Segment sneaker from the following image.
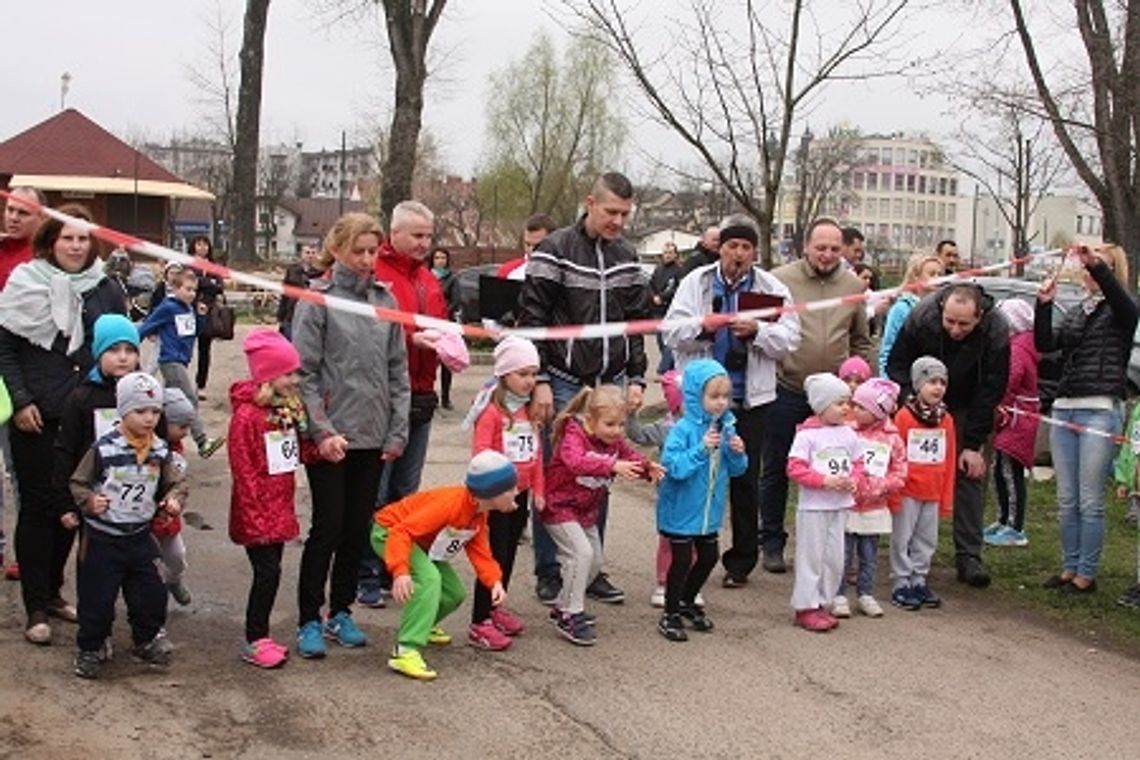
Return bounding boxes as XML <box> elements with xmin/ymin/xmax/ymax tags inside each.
<box><xmin>1116</xmin><ymin>584</ymin><xmax>1140</xmax><ymax>609</ymax></box>
<box><xmin>74</xmin><ymin>649</ymin><xmax>102</xmax><ymax>679</ymax></box>
<box><xmin>356</xmin><ymin>585</ymin><xmax>386</xmax><ymax>608</ymax></box>
<box><xmin>388</xmin><ymin>647</ymin><xmax>437</xmax><ymax>680</ymax></box>
<box><xmin>535</xmin><ymin>576</ymin><xmax>562</xmax><ymax>606</ymax></box>
<box><xmin>988</xmin><ymin>526</ymin><xmax>1029</xmax><ymax>548</ymax></box>
<box><xmin>694</xmin><ymin>591</ymin><xmax>706</xmax><ymax>608</ymax></box>
<box><xmin>793</xmin><ymin>608</ymin><xmax>833</xmax><ymax>632</ymax></box>
<box><xmin>586</xmin><ymin>573</ymin><xmax>624</xmax><ymax>604</ymax></box>
<box><xmin>650</xmin><ymin>585</ymin><xmax>666</xmax><ymax>608</ymax></box>
<box><xmin>468</xmin><ymin>620</ymin><xmax>512</xmax><ymax>651</ymax></box>
<box><xmin>297</xmin><ymin>620</ymin><xmax>327</xmax><ymax>659</ymax></box>
<box><xmin>242</xmin><ymin>638</ymin><xmax>287</xmax><ymax>669</ymax></box>
<box><xmin>131</xmin><ymin>633</ymin><xmax>173</xmax><ymax>666</ymax></box>
<box><xmin>856</xmin><ymin>594</ymin><xmax>884</xmax><ymax>617</ymax></box>
<box><xmin>97</xmin><ymin>637</ymin><xmax>115</xmax><ymax>662</ymax></box>
<box><xmin>5</xmin><ymin>561</ymin><xmax>19</xmax><ymax>581</ymax></box>
<box><xmin>427</xmin><ymin>625</ymin><xmax>452</xmax><ymax>646</ymax></box>
<box><xmin>657</xmin><ymin>613</ymin><xmax>688</xmax><ymax>642</ymax></box>
<box><xmin>983</xmin><ymin>521</ymin><xmax>1005</xmax><ymax>538</ymax></box>
<box><xmin>678</xmin><ymin>604</ymin><xmax>714</xmax><ymax>632</ymax></box>
<box><xmin>25</xmin><ymin>612</ymin><xmax>51</xmax><ymax>645</ymax></box>
<box><xmin>818</xmin><ymin>609</ymin><xmax>840</xmax><ymax>629</ymax></box>
<box><xmin>956</xmin><ymin>557</ymin><xmax>992</xmax><ymax>588</ymax></box>
<box><xmin>830</xmin><ymin>596</ymin><xmax>852</xmax><ymax>619</ymax></box>
<box><xmin>548</xmin><ymin>608</ymin><xmax>596</xmax><ymax>627</ymax></box>
<box><xmin>722</xmin><ymin>574</ymin><xmax>748</xmax><ymax>589</ymax></box>
<box><xmin>913</xmin><ymin>584</ymin><xmax>942</xmax><ymax>609</ymax></box>
<box><xmin>198</xmin><ymin>436</ymin><xmax>226</xmax><ymax>459</ymax></box>
<box><xmin>490</xmin><ymin>606</ymin><xmax>524</xmax><ymax>636</ymax></box>
<box><xmin>891</xmin><ymin>586</ymin><xmax>922</xmax><ymax>611</ymax></box>
<box><xmin>167</xmin><ymin>582</ymin><xmax>192</xmax><ymax>606</ymax></box>
<box><xmin>556</xmin><ymin>611</ymin><xmax>597</xmax><ymax>646</ymax></box>
<box><xmin>324</xmin><ymin>611</ymin><xmax>367</xmax><ymax>648</ymax></box>
<box><xmin>762</xmin><ymin>551</ymin><xmax>787</xmax><ymax>574</ymax></box>
<box><xmin>47</xmin><ymin>597</ymin><xmax>79</xmax><ymax>623</ymax></box>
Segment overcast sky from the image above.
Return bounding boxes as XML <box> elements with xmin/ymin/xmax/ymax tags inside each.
<box><xmin>4</xmin><ymin>1</ymin><xmax>1001</xmax><ymax>182</ymax></box>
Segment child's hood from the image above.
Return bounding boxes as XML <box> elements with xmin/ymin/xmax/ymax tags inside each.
<box><xmin>229</xmin><ymin>379</ymin><xmax>260</xmax><ymax>410</ymax></box>
<box><xmin>681</xmin><ymin>358</ymin><xmax>733</xmax><ymax>428</ymax></box>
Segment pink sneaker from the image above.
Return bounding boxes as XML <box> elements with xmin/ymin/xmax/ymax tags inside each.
<box><xmin>793</xmin><ymin>608</ymin><xmax>834</xmax><ymax>633</ymax></box>
<box><xmin>468</xmin><ymin>620</ymin><xmax>512</xmax><ymax>651</ymax></box>
<box><xmin>490</xmin><ymin>606</ymin><xmax>525</xmax><ymax>636</ymax></box>
<box><xmin>242</xmin><ymin>638</ymin><xmax>288</xmax><ymax>668</ymax></box>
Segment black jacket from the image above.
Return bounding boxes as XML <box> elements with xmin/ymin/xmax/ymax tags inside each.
<box><xmin>886</xmin><ymin>284</ymin><xmax>1010</xmax><ymax>451</ymax></box>
<box><xmin>1035</xmin><ymin>260</ymin><xmax>1138</xmax><ymax>401</ymax></box>
<box><xmin>649</xmin><ymin>260</ymin><xmax>683</xmax><ymax>317</ymax></box>
<box><xmin>679</xmin><ymin>243</ymin><xmax>719</xmax><ymax>279</ymax></box>
<box><xmin>277</xmin><ymin>263</ymin><xmax>322</xmax><ymax>325</ymax></box>
<box><xmin>0</xmin><ymin>277</ymin><xmax>127</xmax><ymax>421</ymax></box>
<box><xmin>190</xmin><ymin>262</ymin><xmax>224</xmax><ymax>308</ymax></box>
<box><xmin>518</xmin><ymin>217</ymin><xmax>650</xmax><ymax>386</ymax></box>
<box><xmin>53</xmin><ymin>372</ymin><xmax>117</xmax><ymax>497</ymax></box>
<box><xmin>435</xmin><ymin>269</ymin><xmax>461</xmax><ymax>319</ymax></box>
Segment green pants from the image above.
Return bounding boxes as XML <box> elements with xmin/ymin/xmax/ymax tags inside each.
<box><xmin>371</xmin><ymin>525</ymin><xmax>466</xmax><ymax>649</ymax></box>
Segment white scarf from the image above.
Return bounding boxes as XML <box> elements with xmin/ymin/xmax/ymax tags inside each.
<box><xmin>0</xmin><ymin>259</ymin><xmax>106</xmax><ymax>354</ymax></box>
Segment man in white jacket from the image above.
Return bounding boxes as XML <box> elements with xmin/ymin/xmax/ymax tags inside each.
<box><xmin>664</xmin><ymin>215</ymin><xmax>801</xmax><ymax>587</ymax></box>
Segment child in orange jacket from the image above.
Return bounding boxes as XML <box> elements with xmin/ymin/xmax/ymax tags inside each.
<box><xmin>370</xmin><ymin>450</ymin><xmax>518</xmax><ymax>681</ymax></box>
<box><xmin>891</xmin><ymin>356</ymin><xmax>956</xmax><ymax>612</ymax></box>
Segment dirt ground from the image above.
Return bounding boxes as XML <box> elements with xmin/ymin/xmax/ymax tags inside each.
<box><xmin>2</xmin><ymin>326</ymin><xmax>1140</xmax><ymax>759</ymax></box>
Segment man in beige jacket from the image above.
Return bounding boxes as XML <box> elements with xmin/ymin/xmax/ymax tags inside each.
<box><xmin>758</xmin><ymin>219</ymin><xmax>872</xmax><ymax>573</ymax></box>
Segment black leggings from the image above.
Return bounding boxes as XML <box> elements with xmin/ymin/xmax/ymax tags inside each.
<box><xmin>471</xmin><ymin>491</ymin><xmax>530</xmax><ymax>623</ymax></box>
<box><xmin>196</xmin><ymin>334</ymin><xmax>213</xmax><ymax>389</ymax></box>
<box><xmin>663</xmin><ymin>532</ymin><xmax>719</xmax><ymax>614</ymax></box>
<box><xmin>993</xmin><ymin>451</ymin><xmax>1027</xmax><ymax>531</ymax></box>
<box><xmin>440</xmin><ymin>365</ymin><xmax>453</xmax><ymax>405</ymax></box>
<box><xmin>245</xmin><ymin>543</ymin><xmax>284</xmax><ymax>642</ymax></box>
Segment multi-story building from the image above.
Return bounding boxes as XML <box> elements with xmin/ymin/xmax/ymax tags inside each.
<box><xmin>971</xmin><ymin>192</ymin><xmax>1103</xmax><ymax>267</ymax></box>
<box><xmin>298</xmin><ymin>146</ymin><xmax>378</xmax><ymax>199</ymax></box>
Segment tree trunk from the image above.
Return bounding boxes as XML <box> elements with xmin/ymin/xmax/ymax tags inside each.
<box><xmin>380</xmin><ymin>71</ymin><xmax>426</xmax><ymax>222</ymax></box>
<box><xmin>230</xmin><ymin>0</ymin><xmax>271</xmax><ymax>264</ymax></box>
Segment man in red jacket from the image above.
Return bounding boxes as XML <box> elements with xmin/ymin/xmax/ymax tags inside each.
<box><xmin>359</xmin><ymin>200</ymin><xmax>449</xmax><ymax>606</ymax></box>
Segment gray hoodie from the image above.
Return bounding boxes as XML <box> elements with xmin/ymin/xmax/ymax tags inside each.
<box><xmin>292</xmin><ymin>262</ymin><xmax>410</xmax><ymax>453</ymax></box>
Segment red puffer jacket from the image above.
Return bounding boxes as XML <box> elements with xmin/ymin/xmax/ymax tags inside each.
<box><xmin>227</xmin><ymin>380</ymin><xmax>302</xmax><ymax>546</ymax></box>
<box><xmin>374</xmin><ymin>242</ymin><xmax>448</xmax><ymax>394</ymax></box>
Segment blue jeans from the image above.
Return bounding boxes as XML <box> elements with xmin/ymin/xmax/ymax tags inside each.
<box><xmin>532</xmin><ymin>374</ymin><xmax>610</xmax><ymax>582</ymax></box>
<box><xmin>838</xmin><ymin>533</ymin><xmax>878</xmax><ymax>597</ymax></box>
<box><xmin>1050</xmin><ymin>405</ymin><xmax>1122</xmax><ymax>578</ymax></box>
<box><xmin>655</xmin><ymin>332</ymin><xmax>675</xmax><ymax>374</ymax></box>
<box><xmin>359</xmin><ymin>417</ymin><xmax>433</xmax><ymax>593</ymax></box>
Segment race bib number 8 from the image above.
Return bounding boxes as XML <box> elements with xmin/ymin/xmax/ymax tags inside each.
<box><xmin>428</xmin><ymin>526</ymin><xmax>477</xmax><ymax>562</ymax></box>
<box><xmin>265</xmin><ymin>430</ymin><xmax>300</xmax><ymax>475</ymax></box>
<box><xmin>907</xmin><ymin>428</ymin><xmax>947</xmax><ymax>464</ymax></box>
<box><xmin>860</xmin><ymin>440</ymin><xmax>890</xmax><ymax>478</ymax></box>
<box><xmin>812</xmin><ymin>447</ymin><xmax>852</xmax><ymax>477</ymax></box>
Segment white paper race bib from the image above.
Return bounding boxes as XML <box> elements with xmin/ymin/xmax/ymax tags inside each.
<box><xmin>503</xmin><ymin>421</ymin><xmax>537</xmax><ymax>463</ymax></box>
<box><xmin>907</xmin><ymin>428</ymin><xmax>947</xmax><ymax>464</ymax></box>
<box><xmin>104</xmin><ymin>465</ymin><xmax>160</xmax><ymax>521</ymax></box>
<box><xmin>265</xmin><ymin>430</ymin><xmax>300</xmax><ymax>475</ymax></box>
<box><xmin>93</xmin><ymin>408</ymin><xmax>118</xmax><ymax>440</ymax></box>
<box><xmin>174</xmin><ymin>312</ymin><xmax>197</xmax><ymax>337</ymax></box>
<box><xmin>860</xmin><ymin>440</ymin><xmax>890</xmax><ymax>478</ymax></box>
<box><xmin>1131</xmin><ymin>424</ymin><xmax>1140</xmax><ymax>455</ymax></box>
<box><xmin>812</xmin><ymin>447</ymin><xmax>852</xmax><ymax>477</ymax></box>
<box><xmin>427</xmin><ymin>526</ymin><xmax>478</xmax><ymax>562</ymax></box>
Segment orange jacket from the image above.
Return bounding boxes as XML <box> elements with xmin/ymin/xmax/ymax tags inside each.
<box><xmin>893</xmin><ymin>406</ymin><xmax>956</xmax><ymax>517</ymax></box>
<box><xmin>374</xmin><ymin>485</ymin><xmax>502</xmax><ymax>588</ymax></box>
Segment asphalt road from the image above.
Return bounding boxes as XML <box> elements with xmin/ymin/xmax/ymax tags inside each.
<box><xmin>1</xmin><ymin>326</ymin><xmax>1138</xmax><ymax>759</ymax></box>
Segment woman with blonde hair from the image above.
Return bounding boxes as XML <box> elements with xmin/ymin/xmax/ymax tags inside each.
<box><xmin>878</xmin><ymin>253</ymin><xmax>945</xmax><ymax>374</ymax></box>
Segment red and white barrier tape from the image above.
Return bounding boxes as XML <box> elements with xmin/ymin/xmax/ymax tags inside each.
<box><xmin>0</xmin><ymin>190</ymin><xmax>1064</xmax><ymax>342</ymax></box>
<box><xmin>999</xmin><ymin>405</ymin><xmax>1128</xmax><ymax>444</ymax></box>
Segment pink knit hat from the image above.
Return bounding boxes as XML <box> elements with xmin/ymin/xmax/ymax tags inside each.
<box><xmin>838</xmin><ymin>356</ymin><xmax>872</xmax><ymax>383</ymax></box>
<box><xmin>851</xmin><ymin>377</ymin><xmax>900</xmax><ymax>421</ymax></box>
<box><xmin>244</xmin><ymin>329</ymin><xmax>301</xmax><ymax>384</ymax></box>
<box><xmin>493</xmin><ymin>336</ymin><xmax>540</xmax><ymax>377</ymax></box>
<box><xmin>660</xmin><ymin>370</ymin><xmax>682</xmax><ymax>415</ymax></box>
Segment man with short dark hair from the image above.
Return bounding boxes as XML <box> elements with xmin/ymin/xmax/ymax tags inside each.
<box><xmin>498</xmin><ymin>213</ymin><xmax>556</xmax><ymax>281</ymax></box>
<box><xmin>277</xmin><ymin>245</ymin><xmax>322</xmax><ymax>340</ymax></box>
<box><xmin>841</xmin><ymin>227</ymin><xmax>865</xmax><ymax>270</ymax></box>
<box><xmin>519</xmin><ymin>172</ymin><xmax>650</xmax><ymax>605</ymax></box>
<box><xmin>886</xmin><ymin>282</ymin><xmax>1010</xmax><ymax>588</ymax></box>
<box><xmin>936</xmin><ymin>239</ymin><xmax>960</xmax><ymax>275</ymax></box>
<box><xmin>679</xmin><ymin>225</ymin><xmax>721</xmax><ymax>278</ymax></box>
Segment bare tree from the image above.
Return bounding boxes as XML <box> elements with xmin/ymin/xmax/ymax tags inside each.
<box><xmin>566</xmin><ymin>0</ymin><xmax>912</xmax><ymax>267</ymax></box>
<box><xmin>229</xmin><ymin>0</ymin><xmax>272</xmax><ymax>264</ymax></box>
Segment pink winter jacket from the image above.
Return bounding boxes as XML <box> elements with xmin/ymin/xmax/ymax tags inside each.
<box><xmin>993</xmin><ymin>331</ymin><xmax>1040</xmax><ymax>468</ymax></box>
<box><xmin>851</xmin><ymin>420</ymin><xmax>907</xmax><ymax>512</ymax></box>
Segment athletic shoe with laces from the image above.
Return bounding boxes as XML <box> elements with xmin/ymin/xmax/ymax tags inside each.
<box><xmin>388</xmin><ymin>647</ymin><xmax>437</xmax><ymax>680</ymax></box>
<box><xmin>693</xmin><ymin>591</ymin><xmax>706</xmax><ymax>608</ymax></box>
<box><xmin>650</xmin><ymin>585</ymin><xmax>666</xmax><ymax>608</ymax></box>
<box><xmin>987</xmin><ymin>526</ymin><xmax>1029</xmax><ymax>547</ymax></box>
<box><xmin>167</xmin><ymin>582</ymin><xmax>192</xmax><ymax>606</ymax></box>
<box><xmin>427</xmin><ymin>625</ymin><xmax>452</xmax><ymax>646</ymax></box>
<box><xmin>657</xmin><ymin>613</ymin><xmax>688</xmax><ymax>642</ymax></box>
<box><xmin>913</xmin><ymin>584</ymin><xmax>942</xmax><ymax>609</ymax></box>
<box><xmin>297</xmin><ymin>620</ymin><xmax>327</xmax><ymax>658</ymax></box>
<box><xmin>535</xmin><ymin>576</ymin><xmax>562</xmax><ymax>606</ymax></box>
<box><xmin>586</xmin><ymin>573</ymin><xmax>624</xmax><ymax>604</ymax></box>
<box><xmin>983</xmin><ymin>521</ymin><xmax>1004</xmax><ymax>538</ymax></box>
<box><xmin>356</xmin><ymin>585</ymin><xmax>386</xmax><ymax>608</ymax></box>
<box><xmin>198</xmin><ymin>436</ymin><xmax>226</xmax><ymax>459</ymax></box>
<box><xmin>490</xmin><ymin>606</ymin><xmax>524</xmax><ymax>636</ymax></box>
<box><xmin>1116</xmin><ymin>584</ymin><xmax>1140</xmax><ymax>609</ymax></box>
<box><xmin>794</xmin><ymin>608</ymin><xmax>833</xmax><ymax>632</ymax></box>
<box><xmin>468</xmin><ymin>619</ymin><xmax>512</xmax><ymax>651</ymax></box>
<box><xmin>678</xmin><ymin>604</ymin><xmax>714</xmax><ymax>632</ymax></box>
<box><xmin>131</xmin><ymin>633</ymin><xmax>173</xmax><ymax>666</ymax></box>
<box><xmin>548</xmin><ymin>607</ymin><xmax>596</xmax><ymax>627</ymax></box>
<box><xmin>556</xmin><ymin>611</ymin><xmax>597</xmax><ymax>646</ymax></box>
<box><xmin>856</xmin><ymin>594</ymin><xmax>884</xmax><ymax>618</ymax></box>
<box><xmin>74</xmin><ymin>649</ymin><xmax>102</xmax><ymax>679</ymax></box>
<box><xmin>830</xmin><ymin>596</ymin><xmax>852</xmax><ymax>618</ymax></box>
<box><xmin>324</xmin><ymin>611</ymin><xmax>367</xmax><ymax>647</ymax></box>
<box><xmin>242</xmin><ymin>638</ymin><xmax>287</xmax><ymax>669</ymax></box>
<box><xmin>891</xmin><ymin>586</ymin><xmax>922</xmax><ymax>611</ymax></box>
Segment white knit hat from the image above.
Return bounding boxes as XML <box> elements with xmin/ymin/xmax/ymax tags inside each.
<box><xmin>804</xmin><ymin>373</ymin><xmax>851</xmax><ymax>415</ymax></box>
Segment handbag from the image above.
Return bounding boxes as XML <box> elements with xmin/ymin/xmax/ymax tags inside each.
<box><xmin>204</xmin><ymin>295</ymin><xmax>236</xmax><ymax>340</ymax></box>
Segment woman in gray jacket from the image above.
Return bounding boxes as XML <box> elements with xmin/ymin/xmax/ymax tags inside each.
<box><xmin>291</xmin><ymin>213</ymin><xmax>410</xmax><ymax>658</ymax></box>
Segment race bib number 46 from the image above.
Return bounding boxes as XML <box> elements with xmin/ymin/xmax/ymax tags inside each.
<box><xmin>907</xmin><ymin>428</ymin><xmax>947</xmax><ymax>464</ymax></box>
<box><xmin>812</xmin><ymin>447</ymin><xmax>852</xmax><ymax>477</ymax></box>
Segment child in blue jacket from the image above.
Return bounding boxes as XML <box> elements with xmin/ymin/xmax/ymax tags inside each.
<box><xmin>656</xmin><ymin>359</ymin><xmax>747</xmax><ymax>641</ymax></box>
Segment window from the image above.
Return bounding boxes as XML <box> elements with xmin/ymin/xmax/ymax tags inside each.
<box><xmin>853</xmin><ymin>172</ymin><xmax>865</xmax><ymax>189</ymax></box>
<box><xmin>939</xmin><ymin>177</ymin><xmax>948</xmax><ymax>195</ymax></box>
<box><xmin>882</xmin><ymin>147</ymin><xmax>893</xmax><ymax>165</ymax></box>
<box><xmin>895</xmin><ymin>173</ymin><xmax>906</xmax><ymax>191</ymax></box>
<box><xmin>906</xmin><ymin>199</ymin><xmax>916</xmax><ymax>217</ymax></box>
<box><xmin>893</xmin><ymin>224</ymin><xmax>903</xmax><ymax>242</ymax></box>
<box><xmin>865</xmin><ymin>198</ymin><xmax>877</xmax><ymax>216</ymax></box>
<box><xmin>946</xmin><ymin>227</ymin><xmax>955</xmax><ymax>240</ymax></box>
<box><xmin>918</xmin><ymin>175</ymin><xmax>927</xmax><ymax>194</ymax></box>
<box><xmin>907</xmin><ymin>175</ymin><xmax>916</xmax><ymax>193</ymax></box>
<box><xmin>867</xmin><ymin>173</ymin><xmax>878</xmax><ymax>191</ymax></box>
<box><xmin>949</xmin><ymin>179</ymin><xmax>958</xmax><ymax>196</ymax></box>
<box><xmin>919</xmin><ymin>151</ymin><xmax>929</xmax><ymax>168</ymax></box>
<box><xmin>938</xmin><ymin>202</ymin><xmax>946</xmax><ymax>222</ymax></box>
<box><xmin>893</xmin><ymin>199</ymin><xmax>904</xmax><ymax>218</ymax></box>
<box><xmin>905</xmin><ymin>225</ymin><xmax>914</xmax><ymax>243</ymax></box>
<box><xmin>878</xmin><ymin>223</ymin><xmax>890</xmax><ymax>238</ymax></box>
<box><xmin>908</xmin><ymin>150</ymin><xmax>918</xmax><ymax>167</ymax></box>
<box><xmin>917</xmin><ymin>200</ymin><xmax>926</xmax><ymax>220</ymax></box>
<box><xmin>1076</xmin><ymin>215</ymin><xmax>1084</xmax><ymax>234</ymax></box>
<box><xmin>948</xmin><ymin>202</ymin><xmax>957</xmax><ymax>220</ymax></box>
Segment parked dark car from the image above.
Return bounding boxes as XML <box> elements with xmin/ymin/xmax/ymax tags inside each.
<box><xmin>456</xmin><ymin>263</ymin><xmax>507</xmax><ymax>323</ymax></box>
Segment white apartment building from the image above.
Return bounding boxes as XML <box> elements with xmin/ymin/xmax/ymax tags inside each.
<box><xmin>971</xmin><ymin>192</ymin><xmax>1103</xmax><ymax>266</ymax></box>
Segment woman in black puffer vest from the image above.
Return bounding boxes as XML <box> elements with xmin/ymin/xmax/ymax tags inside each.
<box><xmin>1035</xmin><ymin>245</ymin><xmax>1138</xmax><ymax>595</ymax></box>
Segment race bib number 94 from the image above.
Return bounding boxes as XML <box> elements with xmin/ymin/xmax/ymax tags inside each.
<box><xmin>812</xmin><ymin>447</ymin><xmax>852</xmax><ymax>477</ymax></box>
<box><xmin>907</xmin><ymin>428</ymin><xmax>947</xmax><ymax>464</ymax></box>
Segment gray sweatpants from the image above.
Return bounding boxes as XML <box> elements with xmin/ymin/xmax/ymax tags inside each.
<box><xmin>157</xmin><ymin>533</ymin><xmax>187</xmax><ymax>585</ymax></box>
<box><xmin>790</xmin><ymin>510</ymin><xmax>846</xmax><ymax>611</ymax></box>
<box><xmin>159</xmin><ymin>362</ymin><xmax>205</xmax><ymax>447</ymax></box>
<box><xmin>545</xmin><ymin>522</ymin><xmax>603</xmax><ymax>614</ymax></box>
<box><xmin>890</xmin><ymin>497</ymin><xmax>939</xmax><ymax>590</ymax></box>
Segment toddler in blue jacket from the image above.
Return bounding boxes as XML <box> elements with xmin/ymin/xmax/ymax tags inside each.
<box><xmin>656</xmin><ymin>359</ymin><xmax>747</xmax><ymax>641</ymax></box>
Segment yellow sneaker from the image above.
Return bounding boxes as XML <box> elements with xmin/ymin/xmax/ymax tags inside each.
<box><xmin>387</xmin><ymin>648</ymin><xmax>437</xmax><ymax>680</ymax></box>
<box><xmin>427</xmin><ymin>626</ymin><xmax>452</xmax><ymax>646</ymax></box>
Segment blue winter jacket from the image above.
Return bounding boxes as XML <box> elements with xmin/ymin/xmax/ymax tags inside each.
<box><xmin>137</xmin><ymin>296</ymin><xmax>203</xmax><ymax>366</ymax></box>
<box><xmin>656</xmin><ymin>358</ymin><xmax>748</xmax><ymax>536</ymax></box>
